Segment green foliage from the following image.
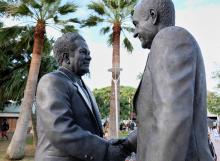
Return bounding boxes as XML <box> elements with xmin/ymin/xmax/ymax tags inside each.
<box><xmin>100</xmin><ymin>26</ymin><xmax>110</xmax><ymax>35</ymax></box>
<box><xmin>207</xmin><ymin>92</ymin><xmax>220</xmax><ymax>115</ymax></box>
<box><xmin>0</xmin><ymin>26</ymin><xmax>56</xmax><ymax>108</ymax></box>
<box><xmin>88</xmin><ymin>2</ymin><xmax>105</xmax><ymax>15</ymax></box>
<box><xmin>0</xmin><ymin>0</ymin><xmax>79</xmax><ymax>108</ymax></box>
<box><xmin>208</xmin><ymin>67</ymin><xmax>220</xmax><ymax>115</ymax></box>
<box><xmin>61</xmin><ymin>25</ymin><xmax>78</xmax><ymax>33</ymax></box>
<box><xmin>123</xmin><ymin>37</ymin><xmax>133</xmax><ymax>53</ymax></box>
<box><xmin>81</xmin><ymin>15</ymin><xmax>104</xmax><ymax>27</ymax></box>
<box><xmin>93</xmin><ymin>86</ymin><xmax>136</xmax><ymax>120</ymax></box>
<box><xmin>83</xmin><ymin>0</ymin><xmax>137</xmax><ymax>52</ymax></box>
<box><xmin>58</xmin><ymin>3</ymin><xmax>77</xmax><ymax>15</ymax></box>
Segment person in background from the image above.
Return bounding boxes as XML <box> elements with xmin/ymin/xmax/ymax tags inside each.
<box><xmin>1</xmin><ymin>118</ymin><xmax>9</xmax><ymax>140</ymax></box>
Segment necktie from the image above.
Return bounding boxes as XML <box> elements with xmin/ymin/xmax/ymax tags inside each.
<box><xmin>78</xmin><ymin>79</ymin><xmax>93</xmax><ymax>113</ymax></box>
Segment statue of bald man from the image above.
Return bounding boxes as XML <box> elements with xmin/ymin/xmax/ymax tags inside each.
<box><xmin>132</xmin><ymin>0</ymin><xmax>215</xmax><ymax>160</ymax></box>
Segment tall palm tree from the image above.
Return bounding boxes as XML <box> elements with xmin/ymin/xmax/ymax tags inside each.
<box><xmin>82</xmin><ymin>0</ymin><xmax>137</xmax><ymax>138</ymax></box>
<box><xmin>0</xmin><ymin>0</ymin><xmax>79</xmax><ymax>159</ymax></box>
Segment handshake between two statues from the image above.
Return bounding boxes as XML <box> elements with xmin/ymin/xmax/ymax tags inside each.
<box><xmin>106</xmin><ymin>130</ymin><xmax>137</xmax><ymax>161</ymax></box>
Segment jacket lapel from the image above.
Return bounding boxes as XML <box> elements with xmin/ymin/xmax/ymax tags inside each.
<box><xmin>73</xmin><ymin>82</ymin><xmax>94</xmax><ymax>115</ymax></box>
<box><xmin>58</xmin><ymin>67</ymin><xmax>103</xmax><ymax>135</ymax></box>
<box><xmin>86</xmin><ymin>86</ymin><xmax>104</xmax><ymax>135</ymax></box>
<box><xmin>58</xmin><ymin>67</ymin><xmax>94</xmax><ymax>115</ymax></box>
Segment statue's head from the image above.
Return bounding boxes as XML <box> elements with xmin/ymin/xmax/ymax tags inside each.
<box><xmin>132</xmin><ymin>0</ymin><xmax>175</xmax><ymax>49</ymax></box>
<box><xmin>53</xmin><ymin>32</ymin><xmax>91</xmax><ymax>76</ymax></box>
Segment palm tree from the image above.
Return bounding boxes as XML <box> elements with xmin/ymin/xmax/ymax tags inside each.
<box><xmin>0</xmin><ymin>0</ymin><xmax>79</xmax><ymax>159</ymax></box>
<box><xmin>0</xmin><ymin>25</ymin><xmax>56</xmax><ymax>146</ymax></box>
<box><xmin>82</xmin><ymin>0</ymin><xmax>137</xmax><ymax>138</ymax></box>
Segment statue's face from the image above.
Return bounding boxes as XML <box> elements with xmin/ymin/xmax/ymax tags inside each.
<box><xmin>132</xmin><ymin>3</ymin><xmax>158</xmax><ymax>49</ymax></box>
<box><xmin>69</xmin><ymin>39</ymin><xmax>91</xmax><ymax>76</ymax></box>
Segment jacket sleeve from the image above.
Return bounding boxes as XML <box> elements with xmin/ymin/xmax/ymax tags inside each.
<box><xmin>147</xmin><ymin>27</ymin><xmax>197</xmax><ymax>161</ymax></box>
<box><xmin>36</xmin><ymin>73</ymin><xmax>108</xmax><ymax>161</ymax></box>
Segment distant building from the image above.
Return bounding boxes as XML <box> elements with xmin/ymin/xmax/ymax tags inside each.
<box><xmin>0</xmin><ymin>103</ymin><xmax>20</xmax><ymax>132</ymax></box>
<box><xmin>207</xmin><ymin>110</ymin><xmax>218</xmax><ymax>129</ymax></box>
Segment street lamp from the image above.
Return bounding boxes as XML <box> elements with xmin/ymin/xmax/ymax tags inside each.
<box><xmin>108</xmin><ymin>67</ymin><xmax>122</xmax><ymax>138</ymax></box>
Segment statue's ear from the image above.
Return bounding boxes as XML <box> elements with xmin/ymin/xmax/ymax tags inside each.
<box><xmin>149</xmin><ymin>9</ymin><xmax>158</xmax><ymax>25</ymax></box>
<box><xmin>62</xmin><ymin>53</ymin><xmax>70</xmax><ymax>64</ymax></box>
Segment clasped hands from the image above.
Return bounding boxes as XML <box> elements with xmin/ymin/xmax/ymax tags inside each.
<box><xmin>106</xmin><ymin>130</ymin><xmax>137</xmax><ymax>161</ymax></box>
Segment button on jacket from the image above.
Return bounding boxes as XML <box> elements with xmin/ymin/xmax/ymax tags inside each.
<box><xmin>35</xmin><ymin>67</ymin><xmax>108</xmax><ymax>161</ymax></box>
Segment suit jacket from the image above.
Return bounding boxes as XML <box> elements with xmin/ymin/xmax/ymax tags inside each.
<box><xmin>35</xmin><ymin>67</ymin><xmax>108</xmax><ymax>161</ymax></box>
<box><xmin>134</xmin><ymin>26</ymin><xmax>214</xmax><ymax>161</ymax></box>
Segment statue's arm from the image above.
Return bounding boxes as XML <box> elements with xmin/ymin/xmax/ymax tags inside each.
<box><xmin>149</xmin><ymin>28</ymin><xmax>197</xmax><ymax>160</ymax></box>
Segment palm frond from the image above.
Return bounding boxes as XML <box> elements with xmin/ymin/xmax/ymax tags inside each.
<box><xmin>0</xmin><ymin>1</ymin><xmax>8</xmax><ymax>13</ymax></box>
<box><xmin>100</xmin><ymin>26</ymin><xmax>110</xmax><ymax>35</ymax></box>
<box><xmin>109</xmin><ymin>0</ymin><xmax>118</xmax><ymax>9</ymax></box>
<box><xmin>58</xmin><ymin>3</ymin><xmax>77</xmax><ymax>15</ymax></box>
<box><xmin>123</xmin><ymin>37</ymin><xmax>133</xmax><ymax>53</ymax></box>
<box><xmin>107</xmin><ymin>32</ymin><xmax>113</xmax><ymax>46</ymax></box>
<box><xmin>0</xmin><ymin>26</ymin><xmax>27</xmax><ymax>46</ymax></box>
<box><xmin>88</xmin><ymin>2</ymin><xmax>105</xmax><ymax>15</ymax></box>
<box><xmin>81</xmin><ymin>15</ymin><xmax>104</xmax><ymax>27</ymax></box>
<box><xmin>42</xmin><ymin>0</ymin><xmax>56</xmax><ymax>3</ymax></box>
<box><xmin>122</xmin><ymin>26</ymin><xmax>134</xmax><ymax>33</ymax></box>
<box><xmin>14</xmin><ymin>4</ymin><xmax>32</xmax><ymax>16</ymax></box>
<box><xmin>119</xmin><ymin>0</ymin><xmax>127</xmax><ymax>9</ymax></box>
<box><xmin>42</xmin><ymin>0</ymin><xmax>61</xmax><ymax>19</ymax></box>
<box><xmin>68</xmin><ymin>18</ymin><xmax>81</xmax><ymax>24</ymax></box>
<box><xmin>29</xmin><ymin>0</ymin><xmax>42</xmax><ymax>9</ymax></box>
<box><xmin>61</xmin><ymin>25</ymin><xmax>78</xmax><ymax>33</ymax></box>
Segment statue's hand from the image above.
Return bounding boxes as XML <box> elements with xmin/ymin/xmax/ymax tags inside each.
<box><xmin>105</xmin><ymin>139</ymin><xmax>131</xmax><ymax>161</ymax></box>
<box><xmin>122</xmin><ymin>129</ymin><xmax>137</xmax><ymax>153</ymax></box>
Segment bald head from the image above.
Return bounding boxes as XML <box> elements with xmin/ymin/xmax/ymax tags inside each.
<box><xmin>138</xmin><ymin>0</ymin><xmax>175</xmax><ymax>27</ymax></box>
<box><xmin>133</xmin><ymin>0</ymin><xmax>175</xmax><ymax>49</ymax></box>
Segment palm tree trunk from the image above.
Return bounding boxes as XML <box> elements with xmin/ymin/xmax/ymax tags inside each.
<box><xmin>109</xmin><ymin>23</ymin><xmax>121</xmax><ymax>139</ymax></box>
<box><xmin>6</xmin><ymin>21</ymin><xmax>45</xmax><ymax>159</ymax></box>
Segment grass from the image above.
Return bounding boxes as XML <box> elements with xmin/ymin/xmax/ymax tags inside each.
<box><xmin>0</xmin><ymin>133</ymin><xmax>35</xmax><ymax>161</ymax></box>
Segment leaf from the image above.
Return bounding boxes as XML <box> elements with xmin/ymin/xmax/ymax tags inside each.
<box><xmin>107</xmin><ymin>33</ymin><xmax>113</xmax><ymax>46</ymax></box>
<box><xmin>81</xmin><ymin>15</ymin><xmax>104</xmax><ymax>27</ymax></box>
<box><xmin>100</xmin><ymin>26</ymin><xmax>110</xmax><ymax>35</ymax></box>
<box><xmin>110</xmin><ymin>0</ymin><xmax>118</xmax><ymax>9</ymax></box>
<box><xmin>0</xmin><ymin>1</ymin><xmax>8</xmax><ymax>13</ymax></box>
<box><xmin>123</xmin><ymin>37</ymin><xmax>133</xmax><ymax>53</ymax></box>
<box><xmin>68</xmin><ymin>18</ymin><xmax>81</xmax><ymax>24</ymax></box>
<box><xmin>123</xmin><ymin>26</ymin><xmax>134</xmax><ymax>33</ymax></box>
<box><xmin>61</xmin><ymin>25</ymin><xmax>78</xmax><ymax>33</ymax></box>
<box><xmin>58</xmin><ymin>3</ymin><xmax>77</xmax><ymax>15</ymax></box>
<box><xmin>88</xmin><ymin>2</ymin><xmax>105</xmax><ymax>15</ymax></box>
<box><xmin>0</xmin><ymin>26</ymin><xmax>26</xmax><ymax>46</ymax></box>
<box><xmin>0</xmin><ymin>22</ymin><xmax>3</xmax><ymax>28</ymax></box>
<box><xmin>119</xmin><ymin>0</ymin><xmax>127</xmax><ymax>9</ymax></box>
<box><xmin>13</xmin><ymin>4</ymin><xmax>31</xmax><ymax>16</ymax></box>
<box><xmin>29</xmin><ymin>0</ymin><xmax>41</xmax><ymax>9</ymax></box>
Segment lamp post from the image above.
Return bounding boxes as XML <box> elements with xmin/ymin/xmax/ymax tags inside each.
<box><xmin>108</xmin><ymin>67</ymin><xmax>122</xmax><ymax>138</ymax></box>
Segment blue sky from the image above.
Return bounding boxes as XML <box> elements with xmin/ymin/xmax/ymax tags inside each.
<box><xmin>173</xmin><ymin>0</ymin><xmax>220</xmax><ymax>9</ymax></box>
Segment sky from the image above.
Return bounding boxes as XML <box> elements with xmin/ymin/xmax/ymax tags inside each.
<box><xmin>2</xmin><ymin>0</ymin><xmax>220</xmax><ymax>92</ymax></box>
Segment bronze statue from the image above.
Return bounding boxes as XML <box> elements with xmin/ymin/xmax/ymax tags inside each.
<box><xmin>35</xmin><ymin>33</ymin><xmax>132</xmax><ymax>161</ymax></box>
<box><xmin>132</xmin><ymin>0</ymin><xmax>214</xmax><ymax>160</ymax></box>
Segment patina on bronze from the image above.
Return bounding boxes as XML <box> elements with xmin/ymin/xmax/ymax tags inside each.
<box><xmin>35</xmin><ymin>32</ymin><xmax>132</xmax><ymax>161</ymax></box>
<box><xmin>132</xmin><ymin>0</ymin><xmax>214</xmax><ymax>160</ymax></box>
